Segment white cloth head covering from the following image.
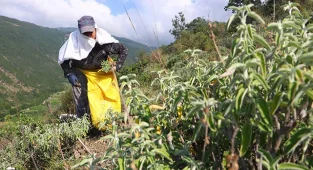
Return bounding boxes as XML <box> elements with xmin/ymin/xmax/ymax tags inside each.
<box><xmin>58</xmin><ymin>27</ymin><xmax>119</xmax><ymax>64</ymax></box>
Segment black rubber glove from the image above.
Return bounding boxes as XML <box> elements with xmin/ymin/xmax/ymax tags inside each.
<box><xmin>67</xmin><ymin>74</ymin><xmax>79</xmax><ymax>86</ymax></box>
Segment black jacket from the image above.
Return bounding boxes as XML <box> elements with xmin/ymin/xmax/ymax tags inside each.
<box><xmin>61</xmin><ymin>42</ymin><xmax>128</xmax><ymax>77</ymax></box>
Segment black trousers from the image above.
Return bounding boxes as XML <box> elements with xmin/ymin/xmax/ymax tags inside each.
<box><xmin>71</xmin><ymin>68</ymin><xmax>90</xmax><ymax>118</ymax></box>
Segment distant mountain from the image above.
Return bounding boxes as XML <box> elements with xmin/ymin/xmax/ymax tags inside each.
<box><xmin>0</xmin><ymin>15</ymin><xmax>151</xmax><ymax>118</ymax></box>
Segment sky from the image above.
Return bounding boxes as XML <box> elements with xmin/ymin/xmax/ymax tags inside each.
<box><xmin>0</xmin><ymin>0</ymin><xmax>232</xmax><ymax>47</ymax></box>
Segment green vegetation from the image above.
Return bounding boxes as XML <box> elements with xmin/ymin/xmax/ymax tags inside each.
<box><xmin>76</xmin><ymin>3</ymin><xmax>313</xmax><ymax>169</ymax></box>
<box><xmin>0</xmin><ymin>116</ymin><xmax>90</xmax><ymax>169</ymax></box>
<box><xmin>0</xmin><ymin>16</ymin><xmax>66</xmax><ymax>117</ymax></box>
<box><xmin>225</xmin><ymin>0</ymin><xmax>313</xmax><ymax>20</ymax></box>
<box><xmin>165</xmin><ymin>12</ymin><xmax>232</xmax><ymax>55</ymax></box>
<box><xmin>2</xmin><ymin>2</ymin><xmax>313</xmax><ymax>170</ymax></box>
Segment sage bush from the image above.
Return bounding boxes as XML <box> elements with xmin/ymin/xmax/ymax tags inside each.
<box><xmin>74</xmin><ymin>3</ymin><xmax>313</xmax><ymax>170</ymax></box>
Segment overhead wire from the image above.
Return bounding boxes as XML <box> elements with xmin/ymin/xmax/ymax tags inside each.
<box><xmin>103</xmin><ymin>0</ymin><xmax>192</xmax><ymax>49</ymax></box>
<box><xmin>149</xmin><ymin>0</ymin><xmax>160</xmax><ymax>48</ymax></box>
<box><xmin>107</xmin><ymin>0</ymin><xmax>154</xmax><ymax>49</ymax></box>
<box><xmin>104</xmin><ymin>1</ymin><xmax>146</xmax><ymax>48</ymax></box>
<box><xmin>123</xmin><ymin>5</ymin><xmax>142</xmax><ymax>44</ymax></box>
<box><xmin>132</xmin><ymin>2</ymin><xmax>154</xmax><ymax>48</ymax></box>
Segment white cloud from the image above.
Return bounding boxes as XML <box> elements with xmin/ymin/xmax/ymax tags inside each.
<box><xmin>0</xmin><ymin>0</ymin><xmax>232</xmax><ymax>46</ymax></box>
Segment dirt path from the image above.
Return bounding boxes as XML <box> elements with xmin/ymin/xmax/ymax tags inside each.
<box><xmin>0</xmin><ymin>139</ymin><xmax>10</xmax><ymax>150</ymax></box>
<box><xmin>74</xmin><ymin>136</ymin><xmax>109</xmax><ymax>159</ymax></box>
<box><xmin>71</xmin><ymin>131</ymin><xmax>113</xmax><ymax>168</ymax></box>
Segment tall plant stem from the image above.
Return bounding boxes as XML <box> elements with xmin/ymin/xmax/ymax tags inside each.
<box><xmin>231</xmin><ymin>125</ymin><xmax>239</xmax><ymax>154</ymax></box>
<box><xmin>202</xmin><ymin>124</ymin><xmax>209</xmax><ymax>162</ymax></box>
<box><xmin>78</xmin><ymin>138</ymin><xmax>92</xmax><ymax>155</ymax></box>
<box><xmin>273</xmin><ymin>0</ymin><xmax>276</xmax><ymax>21</ymax></box>
<box><xmin>208</xmin><ymin>22</ymin><xmax>224</xmax><ymax>64</ymax></box>
<box><xmin>57</xmin><ymin>139</ymin><xmax>69</xmax><ymax>169</ymax></box>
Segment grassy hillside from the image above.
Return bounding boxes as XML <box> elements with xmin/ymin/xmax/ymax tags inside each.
<box><xmin>0</xmin><ymin>16</ymin><xmax>151</xmax><ymax>118</ymax></box>
<box><xmin>0</xmin><ymin>16</ymin><xmax>65</xmax><ymax>117</ymax></box>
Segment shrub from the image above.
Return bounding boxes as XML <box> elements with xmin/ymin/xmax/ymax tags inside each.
<box><xmin>0</xmin><ymin>116</ymin><xmax>90</xmax><ymax>169</ymax></box>
<box><xmin>74</xmin><ymin>3</ymin><xmax>313</xmax><ymax>169</ymax></box>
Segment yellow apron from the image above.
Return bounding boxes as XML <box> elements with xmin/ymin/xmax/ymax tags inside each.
<box><xmin>79</xmin><ymin>67</ymin><xmax>121</xmax><ymax>130</ymax></box>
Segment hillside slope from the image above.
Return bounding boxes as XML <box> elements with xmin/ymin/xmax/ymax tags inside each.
<box><xmin>0</xmin><ymin>16</ymin><xmax>65</xmax><ymax>117</ymax></box>
<box><xmin>0</xmin><ymin>16</ymin><xmax>151</xmax><ymax>118</ymax></box>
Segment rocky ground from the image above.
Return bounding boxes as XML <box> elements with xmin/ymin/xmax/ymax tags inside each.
<box><xmin>73</xmin><ymin>135</ymin><xmax>112</xmax><ymax>168</ymax></box>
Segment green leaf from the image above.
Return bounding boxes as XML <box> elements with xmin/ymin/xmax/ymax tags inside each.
<box><xmin>306</xmin><ymin>24</ymin><xmax>313</xmax><ymax>31</ymax></box>
<box><xmin>247</xmin><ymin>11</ymin><xmax>265</xmax><ymax>25</ymax></box>
<box><xmin>295</xmin><ymin>68</ymin><xmax>304</xmax><ymax>81</ymax></box>
<box><xmin>259</xmin><ymin>132</ymin><xmax>267</xmax><ymax>148</ymax></box>
<box><xmin>284</xmin><ymin>128</ymin><xmax>313</xmax><ymax>154</ymax></box>
<box><xmin>275</xmin><ymin>30</ymin><xmax>282</xmax><ymax>46</ymax></box>
<box><xmin>101</xmin><ymin>135</ymin><xmax>115</xmax><ymax>140</ymax></box>
<box><xmin>220</xmin><ymin>63</ymin><xmax>246</xmax><ymax>77</ymax></box>
<box><xmin>247</xmin><ymin>25</ymin><xmax>253</xmax><ymax>39</ymax></box>
<box><xmin>246</xmin><ymin>4</ymin><xmax>254</xmax><ymax>9</ymax></box>
<box><xmin>292</xmin><ymin>85</ymin><xmax>308</xmax><ymax>106</ymax></box>
<box><xmin>229</xmin><ymin>63</ymin><xmax>246</xmax><ymax>71</ymax></box>
<box><xmin>306</xmin><ymin>89</ymin><xmax>313</xmax><ymax>100</ymax></box>
<box><xmin>251</xmin><ymin>118</ymin><xmax>268</xmax><ymax>132</ymax></box>
<box><xmin>71</xmin><ymin>156</ymin><xmax>93</xmax><ymax>169</ymax></box>
<box><xmin>256</xmin><ymin>98</ymin><xmax>273</xmax><ymax>127</ymax></box>
<box><xmin>214</xmin><ymin>112</ymin><xmax>225</xmax><ymax>120</ymax></box>
<box><xmin>231</xmin><ymin>38</ymin><xmax>240</xmax><ymax>57</ymax></box>
<box><xmin>228</xmin><ymin>6</ymin><xmax>241</xmax><ymax>12</ymax></box>
<box><xmin>240</xmin><ymin>123</ymin><xmax>252</xmax><ymax>156</ymax></box>
<box><xmin>192</xmin><ymin>122</ymin><xmax>202</xmax><ymax>142</ymax></box>
<box><xmin>181</xmin><ymin>156</ymin><xmax>199</xmax><ymax>169</ymax></box>
<box><xmin>268</xmin><ymin>22</ymin><xmax>282</xmax><ymax>30</ymax></box>
<box><xmin>278</xmin><ymin>163</ymin><xmax>310</xmax><ymax>170</ymax></box>
<box><xmin>301</xmin><ymin>40</ymin><xmax>313</xmax><ymax>49</ymax></box>
<box><xmin>207</xmin><ymin>112</ymin><xmax>216</xmax><ymax>132</ymax></box>
<box><xmin>255</xmin><ymin>52</ymin><xmax>266</xmax><ymax>77</ymax></box>
<box><xmin>118</xmin><ymin>157</ymin><xmax>125</xmax><ymax>170</ymax></box>
<box><xmin>287</xmin><ymin>41</ymin><xmax>301</xmax><ymax>49</ymax></box>
<box><xmin>253</xmin><ymin>73</ymin><xmax>270</xmax><ymax>90</ymax></box>
<box><xmin>138</xmin><ymin>157</ymin><xmax>145</xmax><ymax>170</ymax></box>
<box><xmin>246</xmin><ymin>58</ymin><xmax>259</xmax><ymax>67</ymax></box>
<box><xmin>187</xmin><ymin>105</ymin><xmax>201</xmax><ymax>117</ymax></box>
<box><xmin>258</xmin><ymin>149</ymin><xmax>273</xmax><ymax>163</ymax></box>
<box><xmin>282</xmin><ymin>21</ymin><xmax>301</xmax><ymax>30</ymax></box>
<box><xmin>286</xmin><ymin>55</ymin><xmax>293</xmax><ymax>65</ymax></box>
<box><xmin>253</xmin><ymin>34</ymin><xmax>271</xmax><ymax>50</ymax></box>
<box><xmin>304</xmin><ymin>72</ymin><xmax>313</xmax><ymax>82</ymax></box>
<box><xmin>227</xmin><ymin>14</ymin><xmax>236</xmax><ymax>30</ymax></box>
<box><xmin>236</xmin><ymin>88</ymin><xmax>247</xmax><ymax>111</ymax></box>
<box><xmin>270</xmin><ymin>93</ymin><xmax>283</xmax><ymax>115</ymax></box>
<box><xmin>261</xmin><ymin>160</ymin><xmax>270</xmax><ymax>170</ymax></box>
<box><xmin>271</xmin><ymin>156</ymin><xmax>282</xmax><ymax>168</ymax></box>
<box><xmin>272</xmin><ymin>74</ymin><xmax>285</xmax><ymax>91</ymax></box>
<box><xmin>152</xmin><ymin>146</ymin><xmax>173</xmax><ymax>163</ymax></box>
<box><xmin>288</xmin><ymin>82</ymin><xmax>298</xmax><ymax>101</ymax></box>
<box><xmin>117</xmin><ymin>133</ymin><xmax>132</xmax><ymax>138</ymax></box>
<box><xmin>139</xmin><ymin>121</ymin><xmax>150</xmax><ymax>128</ymax></box>
<box><xmin>270</xmin><ymin>92</ymin><xmax>282</xmax><ymax>115</ymax></box>
<box><xmin>298</xmin><ymin>51</ymin><xmax>313</xmax><ymax>62</ymax></box>
<box><xmin>224</xmin><ymin>101</ymin><xmax>233</xmax><ymax>117</ymax></box>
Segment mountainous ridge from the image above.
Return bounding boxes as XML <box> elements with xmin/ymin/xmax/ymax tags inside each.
<box><xmin>0</xmin><ymin>15</ymin><xmax>151</xmax><ymax>118</ymax></box>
